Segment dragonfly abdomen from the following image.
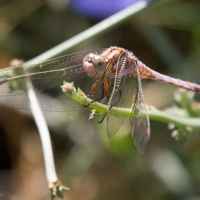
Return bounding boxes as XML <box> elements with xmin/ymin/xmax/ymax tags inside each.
<box><xmin>137</xmin><ymin>60</ymin><xmax>200</xmax><ymax>93</ymax></box>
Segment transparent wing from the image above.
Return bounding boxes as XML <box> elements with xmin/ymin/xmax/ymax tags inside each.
<box><xmin>129</xmin><ymin>95</ymin><xmax>150</xmax><ymax>153</ymax></box>
<box><xmin>129</xmin><ymin>64</ymin><xmax>150</xmax><ymax>154</ymax></box>
<box><xmin>106</xmin><ymin>55</ymin><xmax>136</xmax><ymax>138</ymax></box>
<box><xmin>106</xmin><ymin>75</ymin><xmax>137</xmax><ymax>138</ymax></box>
<box><xmin>106</xmin><ymin>58</ymin><xmax>150</xmax><ymax>153</ymax></box>
<box><xmin>0</xmin><ymin>49</ymin><xmax>104</xmax><ymax>111</ymax></box>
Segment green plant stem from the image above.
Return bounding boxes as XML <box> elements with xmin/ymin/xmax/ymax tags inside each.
<box><xmin>24</xmin><ymin>0</ymin><xmax>158</xmax><ymax>65</ymax></box>
<box><xmin>62</xmin><ymin>82</ymin><xmax>200</xmax><ymax>130</ymax></box>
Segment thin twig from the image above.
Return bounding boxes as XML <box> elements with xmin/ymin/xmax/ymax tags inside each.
<box><xmin>61</xmin><ymin>82</ymin><xmax>200</xmax><ymax>130</ymax></box>
<box><xmin>6</xmin><ymin>0</ymin><xmax>158</xmax><ymax>68</ymax></box>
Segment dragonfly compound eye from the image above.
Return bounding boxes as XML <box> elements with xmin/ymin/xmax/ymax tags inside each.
<box><xmin>83</xmin><ymin>53</ymin><xmax>97</xmax><ymax>77</ymax></box>
<box><xmin>91</xmin><ymin>55</ymin><xmax>106</xmax><ymax>75</ymax></box>
<box><xmin>83</xmin><ymin>53</ymin><xmax>106</xmax><ymax>77</ymax></box>
<box><xmin>83</xmin><ymin>53</ymin><xmax>95</xmax><ymax>62</ymax></box>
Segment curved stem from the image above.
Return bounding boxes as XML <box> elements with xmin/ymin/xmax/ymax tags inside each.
<box><xmin>25</xmin><ymin>0</ymin><xmax>157</xmax><ymax>65</ymax></box>
<box><xmin>62</xmin><ymin>82</ymin><xmax>200</xmax><ymax>130</ymax></box>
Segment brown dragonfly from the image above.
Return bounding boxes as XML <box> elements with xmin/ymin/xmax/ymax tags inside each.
<box><xmin>0</xmin><ymin>46</ymin><xmax>200</xmax><ymax>153</ymax></box>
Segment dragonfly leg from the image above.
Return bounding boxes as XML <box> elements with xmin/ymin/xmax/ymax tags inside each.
<box><xmin>84</xmin><ymin>114</ymin><xmax>90</xmax><ymax>123</ymax></box>
<box><xmin>84</xmin><ymin>80</ymin><xmax>100</xmax><ymax>107</ymax></box>
<box><xmin>84</xmin><ymin>96</ymin><xmax>110</xmax><ymax>123</ymax></box>
<box><xmin>84</xmin><ymin>97</ymin><xmax>109</xmax><ymax>123</ymax></box>
<box><xmin>84</xmin><ymin>82</ymin><xmax>110</xmax><ymax>122</ymax></box>
<box><xmin>98</xmin><ymin>88</ymin><xmax>122</xmax><ymax>123</ymax></box>
<box><xmin>85</xmin><ymin>81</ymin><xmax>110</xmax><ymax>107</ymax></box>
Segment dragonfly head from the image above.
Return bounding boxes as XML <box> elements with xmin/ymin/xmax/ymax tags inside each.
<box><xmin>83</xmin><ymin>53</ymin><xmax>106</xmax><ymax>77</ymax></box>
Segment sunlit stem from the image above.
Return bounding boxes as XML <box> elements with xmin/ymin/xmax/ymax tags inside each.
<box><xmin>62</xmin><ymin>82</ymin><xmax>200</xmax><ymax>130</ymax></box>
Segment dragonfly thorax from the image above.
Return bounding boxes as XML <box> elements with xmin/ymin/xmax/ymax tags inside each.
<box><xmin>83</xmin><ymin>53</ymin><xmax>106</xmax><ymax>78</ymax></box>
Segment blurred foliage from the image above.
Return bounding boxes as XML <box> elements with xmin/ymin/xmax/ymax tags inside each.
<box><xmin>0</xmin><ymin>0</ymin><xmax>200</xmax><ymax>200</ymax></box>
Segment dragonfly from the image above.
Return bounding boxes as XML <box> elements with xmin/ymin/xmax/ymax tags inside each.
<box><xmin>0</xmin><ymin>46</ymin><xmax>200</xmax><ymax>153</ymax></box>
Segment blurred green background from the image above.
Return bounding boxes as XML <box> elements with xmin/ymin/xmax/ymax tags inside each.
<box><xmin>0</xmin><ymin>0</ymin><xmax>200</xmax><ymax>199</ymax></box>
